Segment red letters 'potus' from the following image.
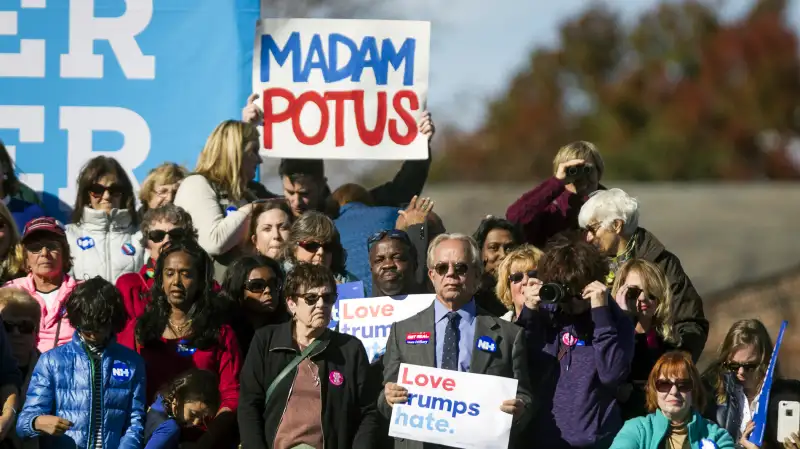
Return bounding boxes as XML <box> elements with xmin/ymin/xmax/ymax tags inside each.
<box><xmin>261</xmin><ymin>88</ymin><xmax>419</xmax><ymax>149</ymax></box>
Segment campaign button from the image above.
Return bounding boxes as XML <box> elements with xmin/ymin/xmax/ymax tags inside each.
<box><xmin>405</xmin><ymin>331</ymin><xmax>430</xmax><ymax>345</ymax></box>
<box><xmin>476</xmin><ymin>336</ymin><xmax>497</xmax><ymax>352</ymax></box>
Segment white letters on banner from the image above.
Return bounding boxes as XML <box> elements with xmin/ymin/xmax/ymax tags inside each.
<box><xmin>389</xmin><ymin>363</ymin><xmax>517</xmax><ymax>449</ymax></box>
<box><xmin>253</xmin><ymin>18</ymin><xmax>431</xmax><ymax>160</ymax></box>
<box><xmin>337</xmin><ymin>294</ymin><xmax>435</xmax><ymax>362</ymax></box>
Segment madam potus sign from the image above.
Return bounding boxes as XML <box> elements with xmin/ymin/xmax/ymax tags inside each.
<box><xmin>0</xmin><ymin>0</ymin><xmax>258</xmax><ymax>219</ymax></box>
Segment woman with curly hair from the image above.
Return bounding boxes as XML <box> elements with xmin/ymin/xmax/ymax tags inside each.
<box><xmin>135</xmin><ymin>239</ymin><xmax>242</xmax><ymax>448</ymax></box>
<box><xmin>494</xmin><ymin>244</ymin><xmax>544</xmax><ymax>322</ymax></box>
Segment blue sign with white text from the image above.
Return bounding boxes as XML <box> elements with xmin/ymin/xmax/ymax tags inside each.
<box><xmin>0</xmin><ymin>0</ymin><xmax>259</xmax><ymax>221</ymax></box>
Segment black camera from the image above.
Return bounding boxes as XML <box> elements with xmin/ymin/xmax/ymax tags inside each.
<box><xmin>539</xmin><ymin>283</ymin><xmax>572</xmax><ymax>304</ymax></box>
<box><xmin>566</xmin><ymin>164</ymin><xmax>593</xmax><ymax>177</ymax></box>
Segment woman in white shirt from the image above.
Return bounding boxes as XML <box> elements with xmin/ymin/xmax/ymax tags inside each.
<box><xmin>174</xmin><ymin>120</ymin><xmax>262</xmax><ymax>281</ymax></box>
<box><xmin>65</xmin><ymin>156</ymin><xmax>143</xmax><ymax>282</ymax></box>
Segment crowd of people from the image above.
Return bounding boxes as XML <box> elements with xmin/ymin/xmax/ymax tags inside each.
<box><xmin>0</xmin><ymin>102</ymin><xmax>797</xmax><ymax>449</ymax></box>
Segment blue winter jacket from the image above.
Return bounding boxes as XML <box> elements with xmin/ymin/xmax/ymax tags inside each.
<box><xmin>16</xmin><ymin>333</ymin><xmax>146</xmax><ymax>449</ymax></box>
<box><xmin>335</xmin><ymin>202</ymin><xmax>400</xmax><ymax>296</ymax></box>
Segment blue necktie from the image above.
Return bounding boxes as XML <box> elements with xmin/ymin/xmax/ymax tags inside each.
<box><xmin>442</xmin><ymin>312</ymin><xmax>461</xmax><ymax>371</ymax></box>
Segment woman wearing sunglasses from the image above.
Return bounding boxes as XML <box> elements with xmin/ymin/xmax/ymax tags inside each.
<box><xmin>281</xmin><ymin>211</ymin><xmax>359</xmax><ymax>285</ymax></box>
<box><xmin>494</xmin><ymin>244</ymin><xmax>544</xmax><ymax>322</ymax></box>
<box><xmin>702</xmin><ymin>320</ymin><xmax>800</xmax><ymax>448</ymax></box>
<box><xmin>611</xmin><ymin>351</ymin><xmax>734</xmax><ymax>449</ymax></box>
<box><xmin>611</xmin><ymin>259</ymin><xmax>678</xmax><ymax>420</ymax></box>
<box><xmin>4</xmin><ymin>217</ymin><xmax>78</xmax><ymax>351</ymax></box>
<box><xmin>220</xmin><ymin>255</ymin><xmax>288</xmax><ymax>357</ymax></box>
<box><xmin>239</xmin><ymin>263</ymin><xmax>378</xmax><ymax>449</ymax></box>
<box><xmin>115</xmin><ymin>204</ymin><xmax>197</xmax><ymax>350</ymax></box>
<box><xmin>0</xmin><ymin>288</ymin><xmax>40</xmax><ymax>449</ymax></box>
<box><xmin>65</xmin><ymin>155</ymin><xmax>144</xmax><ymax>282</ymax></box>
<box><xmin>136</xmin><ymin>239</ymin><xmax>241</xmax><ymax>449</ymax></box>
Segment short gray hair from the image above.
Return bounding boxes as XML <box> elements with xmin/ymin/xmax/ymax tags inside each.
<box><xmin>578</xmin><ymin>188</ymin><xmax>640</xmax><ymax>236</ymax></box>
<box><xmin>140</xmin><ymin>204</ymin><xmax>197</xmax><ymax>247</ymax></box>
<box><xmin>426</xmin><ymin>233</ymin><xmax>483</xmax><ymax>276</ymax></box>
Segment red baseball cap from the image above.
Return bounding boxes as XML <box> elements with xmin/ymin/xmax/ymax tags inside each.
<box><xmin>21</xmin><ymin>217</ymin><xmax>66</xmax><ymax>242</ymax></box>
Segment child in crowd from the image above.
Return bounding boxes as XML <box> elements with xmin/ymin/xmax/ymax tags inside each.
<box><xmin>144</xmin><ymin>369</ymin><xmax>221</xmax><ymax>449</ymax></box>
<box><xmin>16</xmin><ymin>277</ymin><xmax>146</xmax><ymax>449</ymax></box>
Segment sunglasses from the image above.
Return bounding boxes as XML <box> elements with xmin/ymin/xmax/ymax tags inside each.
<box><xmin>625</xmin><ymin>286</ymin><xmax>658</xmax><ymax>302</ymax></box>
<box><xmin>509</xmin><ymin>270</ymin><xmax>537</xmax><ymax>284</ymax></box>
<box><xmin>654</xmin><ymin>379</ymin><xmax>693</xmax><ymax>394</ymax></box>
<box><xmin>88</xmin><ymin>183</ymin><xmax>124</xmax><ymax>198</ymax></box>
<box><xmin>245</xmin><ymin>278</ymin><xmax>278</xmax><ymax>294</ymax></box>
<box><xmin>433</xmin><ymin>262</ymin><xmax>470</xmax><ymax>277</ymax></box>
<box><xmin>293</xmin><ymin>292</ymin><xmax>336</xmax><ymax>306</ymax></box>
<box><xmin>3</xmin><ymin>320</ymin><xmax>36</xmax><ymax>335</ymax></box>
<box><xmin>25</xmin><ymin>241</ymin><xmax>61</xmax><ymax>254</ymax></box>
<box><xmin>297</xmin><ymin>241</ymin><xmax>334</xmax><ymax>253</ymax></box>
<box><xmin>724</xmin><ymin>362</ymin><xmax>760</xmax><ymax>373</ymax></box>
<box><xmin>148</xmin><ymin>229</ymin><xmax>187</xmax><ymax>243</ymax></box>
<box><xmin>367</xmin><ymin>229</ymin><xmax>411</xmax><ymax>250</ymax></box>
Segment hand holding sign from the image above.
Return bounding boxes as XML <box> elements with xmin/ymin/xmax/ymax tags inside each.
<box><xmin>242</xmin><ymin>93</ymin><xmax>264</xmax><ymax>125</ymax></box>
<box><xmin>384</xmin><ymin>382</ymin><xmax>409</xmax><ymax>407</ymax></box>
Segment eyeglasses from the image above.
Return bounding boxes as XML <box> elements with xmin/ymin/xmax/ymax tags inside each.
<box><xmin>297</xmin><ymin>241</ymin><xmax>334</xmax><ymax>253</ymax></box>
<box><xmin>292</xmin><ymin>292</ymin><xmax>336</xmax><ymax>306</ymax></box>
<box><xmin>654</xmin><ymin>379</ymin><xmax>693</xmax><ymax>394</ymax></box>
<box><xmin>148</xmin><ymin>229</ymin><xmax>187</xmax><ymax>243</ymax></box>
<box><xmin>367</xmin><ymin>229</ymin><xmax>411</xmax><ymax>250</ymax></box>
<box><xmin>625</xmin><ymin>286</ymin><xmax>658</xmax><ymax>302</ymax></box>
<box><xmin>433</xmin><ymin>262</ymin><xmax>470</xmax><ymax>277</ymax></box>
<box><xmin>509</xmin><ymin>270</ymin><xmax>537</xmax><ymax>284</ymax></box>
<box><xmin>25</xmin><ymin>241</ymin><xmax>61</xmax><ymax>254</ymax></box>
<box><xmin>724</xmin><ymin>362</ymin><xmax>760</xmax><ymax>373</ymax></box>
<box><xmin>88</xmin><ymin>183</ymin><xmax>124</xmax><ymax>198</ymax></box>
<box><xmin>3</xmin><ymin>320</ymin><xmax>36</xmax><ymax>335</ymax></box>
<box><xmin>245</xmin><ymin>278</ymin><xmax>278</xmax><ymax>294</ymax></box>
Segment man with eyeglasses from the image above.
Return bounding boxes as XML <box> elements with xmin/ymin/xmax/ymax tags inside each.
<box><xmin>378</xmin><ymin>233</ymin><xmax>533</xmax><ymax>449</ymax></box>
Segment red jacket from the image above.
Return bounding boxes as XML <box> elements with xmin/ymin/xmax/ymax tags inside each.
<box><xmin>506</xmin><ymin>177</ymin><xmax>594</xmax><ymax>248</ymax></box>
<box><xmin>139</xmin><ymin>324</ymin><xmax>242</xmax><ymax>411</ymax></box>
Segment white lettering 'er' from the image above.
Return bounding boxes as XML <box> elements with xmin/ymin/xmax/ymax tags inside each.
<box><xmin>58</xmin><ymin>106</ymin><xmax>150</xmax><ymax>207</ymax></box>
<box><xmin>0</xmin><ymin>106</ymin><xmax>46</xmax><ymax>195</ymax></box>
<box><xmin>60</xmin><ymin>0</ymin><xmax>155</xmax><ymax>79</ymax></box>
<box><xmin>0</xmin><ymin>9</ymin><xmax>45</xmax><ymax>77</ymax></box>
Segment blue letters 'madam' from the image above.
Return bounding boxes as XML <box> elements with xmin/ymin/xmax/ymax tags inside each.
<box><xmin>261</xmin><ymin>32</ymin><xmax>416</xmax><ymax>86</ymax></box>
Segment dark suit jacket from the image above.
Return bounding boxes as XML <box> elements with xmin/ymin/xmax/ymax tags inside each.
<box><xmin>378</xmin><ymin>301</ymin><xmax>534</xmax><ymax>449</ymax></box>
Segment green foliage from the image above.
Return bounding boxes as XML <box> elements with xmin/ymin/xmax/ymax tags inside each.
<box><xmin>435</xmin><ymin>0</ymin><xmax>800</xmax><ymax>181</ymax></box>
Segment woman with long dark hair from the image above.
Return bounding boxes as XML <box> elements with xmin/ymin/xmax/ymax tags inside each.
<box><xmin>220</xmin><ymin>255</ymin><xmax>288</xmax><ymax>356</ymax></box>
<box><xmin>66</xmin><ymin>155</ymin><xmax>143</xmax><ymax>282</ymax></box>
<box><xmin>135</xmin><ymin>239</ymin><xmax>241</xmax><ymax>448</ymax></box>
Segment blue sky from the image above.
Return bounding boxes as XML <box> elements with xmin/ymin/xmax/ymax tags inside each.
<box><xmin>377</xmin><ymin>0</ymin><xmax>799</xmax><ymax>131</ymax></box>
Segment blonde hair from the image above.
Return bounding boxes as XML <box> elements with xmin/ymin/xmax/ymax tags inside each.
<box><xmin>552</xmin><ymin>141</ymin><xmax>605</xmax><ymax>178</ymax></box>
<box><xmin>611</xmin><ymin>259</ymin><xmax>674</xmax><ymax>342</ymax></box>
<box><xmin>0</xmin><ymin>288</ymin><xmax>41</xmax><ymax>324</ymax></box>
<box><xmin>0</xmin><ymin>203</ymin><xmax>25</xmax><ymax>281</ymax></box>
<box><xmin>195</xmin><ymin>120</ymin><xmax>259</xmax><ymax>201</ymax></box>
<box><xmin>495</xmin><ymin>245</ymin><xmax>544</xmax><ymax>311</ymax></box>
<box><xmin>139</xmin><ymin>163</ymin><xmax>188</xmax><ymax>205</ymax></box>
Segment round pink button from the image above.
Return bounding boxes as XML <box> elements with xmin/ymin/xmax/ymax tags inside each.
<box><xmin>329</xmin><ymin>370</ymin><xmax>344</xmax><ymax>386</ymax></box>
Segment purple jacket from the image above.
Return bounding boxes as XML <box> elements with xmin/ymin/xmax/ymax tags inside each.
<box><xmin>518</xmin><ymin>301</ymin><xmax>635</xmax><ymax>449</ymax></box>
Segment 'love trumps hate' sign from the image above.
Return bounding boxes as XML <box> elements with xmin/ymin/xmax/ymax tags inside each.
<box><xmin>253</xmin><ymin>18</ymin><xmax>431</xmax><ymax>160</ymax></box>
<box><xmin>389</xmin><ymin>363</ymin><xmax>517</xmax><ymax>449</ymax></box>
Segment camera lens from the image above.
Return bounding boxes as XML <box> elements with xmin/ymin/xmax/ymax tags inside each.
<box><xmin>539</xmin><ymin>283</ymin><xmax>566</xmax><ymax>304</ymax></box>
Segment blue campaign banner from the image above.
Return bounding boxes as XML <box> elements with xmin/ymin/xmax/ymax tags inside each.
<box><xmin>749</xmin><ymin>320</ymin><xmax>789</xmax><ymax>446</ymax></box>
<box><xmin>0</xmin><ymin>0</ymin><xmax>259</xmax><ymax>221</ymax></box>
<box><xmin>328</xmin><ymin>280</ymin><xmax>365</xmax><ymax>330</ymax></box>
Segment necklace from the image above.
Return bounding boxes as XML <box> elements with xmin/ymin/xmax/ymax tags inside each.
<box><xmin>167</xmin><ymin>318</ymin><xmax>191</xmax><ymax>337</ymax></box>
<box><xmin>306</xmin><ymin>360</ymin><xmax>320</xmax><ymax>387</ymax></box>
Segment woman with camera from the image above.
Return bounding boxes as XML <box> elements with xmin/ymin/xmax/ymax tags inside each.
<box><xmin>517</xmin><ymin>234</ymin><xmax>635</xmax><ymax>449</ymax></box>
<box><xmin>611</xmin><ymin>259</ymin><xmax>678</xmax><ymax>420</ymax></box>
